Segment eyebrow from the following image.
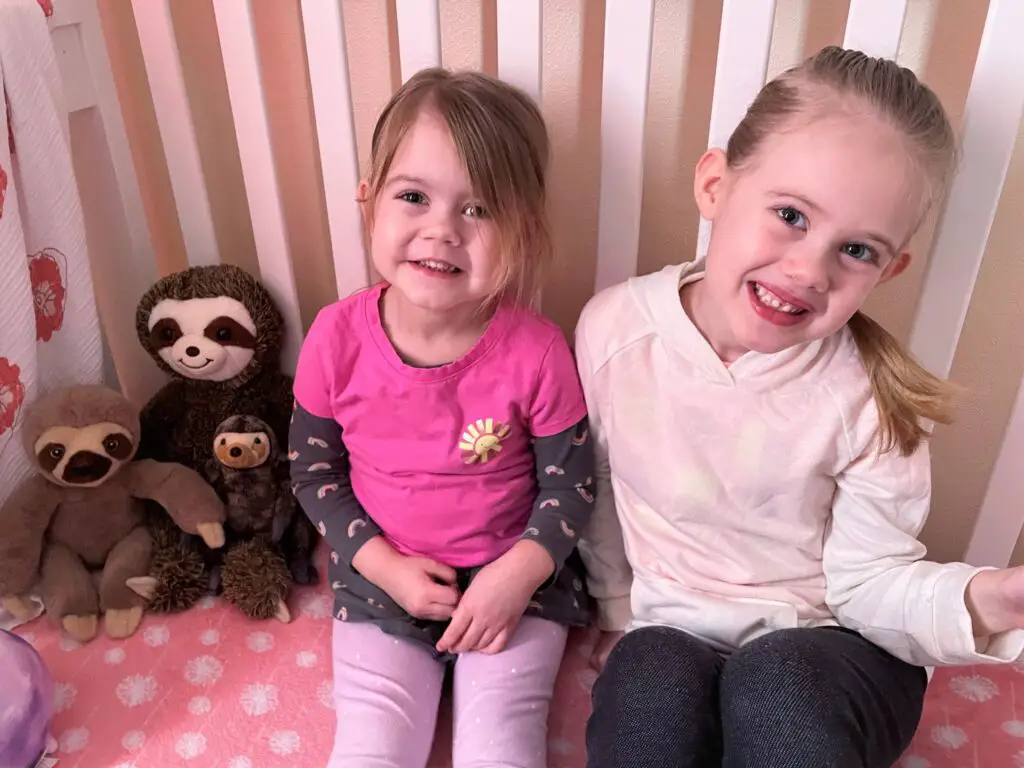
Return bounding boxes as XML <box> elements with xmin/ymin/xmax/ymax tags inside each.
<box><xmin>768</xmin><ymin>190</ymin><xmax>897</xmax><ymax>254</ymax></box>
<box><xmin>385</xmin><ymin>174</ymin><xmax>431</xmax><ymax>189</ymax></box>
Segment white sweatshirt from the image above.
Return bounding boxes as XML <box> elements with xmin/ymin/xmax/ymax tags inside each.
<box><xmin>574</xmin><ymin>259</ymin><xmax>1024</xmax><ymax>667</ymax></box>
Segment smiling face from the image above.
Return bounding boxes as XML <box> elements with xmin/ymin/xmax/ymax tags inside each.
<box><xmin>689</xmin><ymin>110</ymin><xmax>922</xmax><ymax>361</ymax></box>
<box><xmin>146</xmin><ymin>296</ymin><xmax>257</xmax><ymax>382</ymax></box>
<box><xmin>362</xmin><ymin>109</ymin><xmax>501</xmax><ymax>315</ymax></box>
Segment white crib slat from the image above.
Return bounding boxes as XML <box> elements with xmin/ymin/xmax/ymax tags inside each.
<box><xmin>843</xmin><ymin>0</ymin><xmax>909</xmax><ymax>60</ymax></box>
<box><xmin>967</xmin><ymin>373</ymin><xmax>1024</xmax><ymax>567</ymax></box>
<box><xmin>907</xmin><ymin>0</ymin><xmax>1024</xmax><ymax>379</ymax></box>
<box><xmin>130</xmin><ymin>0</ymin><xmax>219</xmax><ymax>267</ymax></box>
<box><xmin>496</xmin><ymin>0</ymin><xmax>541</xmax><ymax>103</ymax></box>
<box><xmin>211</xmin><ymin>0</ymin><xmax>303</xmax><ymax>372</ymax></box>
<box><xmin>300</xmin><ymin>0</ymin><xmax>369</xmax><ymax>301</ymax></box>
<box><xmin>592</xmin><ymin>0</ymin><xmax>655</xmax><ymax>293</ymax></box>
<box><xmin>394</xmin><ymin>0</ymin><xmax>441</xmax><ymax>83</ymax></box>
<box><xmin>696</xmin><ymin>0</ymin><xmax>777</xmax><ymax>257</ymax></box>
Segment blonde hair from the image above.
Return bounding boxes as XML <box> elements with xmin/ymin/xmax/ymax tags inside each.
<box><xmin>360</xmin><ymin>67</ymin><xmax>552</xmax><ymax>308</ymax></box>
<box><xmin>727</xmin><ymin>46</ymin><xmax>960</xmax><ymax>457</ymax></box>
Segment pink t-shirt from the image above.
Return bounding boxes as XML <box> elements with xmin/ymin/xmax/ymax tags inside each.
<box><xmin>293</xmin><ymin>283</ymin><xmax>587</xmax><ymax>567</ymax></box>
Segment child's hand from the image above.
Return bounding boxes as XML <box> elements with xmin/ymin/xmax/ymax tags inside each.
<box><xmin>353</xmin><ymin>537</ymin><xmax>460</xmax><ymax>621</ymax></box>
<box><xmin>590</xmin><ymin>630</ymin><xmax>625</xmax><ymax>672</ymax></box>
<box><xmin>436</xmin><ymin>540</ymin><xmax>554</xmax><ymax>655</ymax></box>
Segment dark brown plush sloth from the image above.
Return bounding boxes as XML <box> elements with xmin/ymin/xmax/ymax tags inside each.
<box><xmin>132</xmin><ymin>264</ymin><xmax>319</xmax><ymax>613</ymax></box>
<box><xmin>203</xmin><ymin>415</ymin><xmax>295</xmax><ymax>621</ymax></box>
<box><xmin>0</xmin><ymin>385</ymin><xmax>226</xmax><ymax>642</ymax></box>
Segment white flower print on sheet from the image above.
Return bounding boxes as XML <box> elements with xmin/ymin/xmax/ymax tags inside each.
<box><xmin>185</xmin><ymin>655</ymin><xmax>224</xmax><ymax>686</ymax></box>
<box><xmin>176</xmin><ymin>732</ymin><xmax>207</xmax><ymax>760</ymax></box>
<box><xmin>240</xmin><ymin>683</ymin><xmax>279</xmax><ymax>716</ymax></box>
<box><xmin>116</xmin><ymin>675</ymin><xmax>157</xmax><ymax>707</ymax></box>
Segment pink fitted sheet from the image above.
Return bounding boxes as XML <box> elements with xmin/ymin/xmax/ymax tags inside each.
<box><xmin>12</xmin><ymin>574</ymin><xmax>1024</xmax><ymax>766</ymax></box>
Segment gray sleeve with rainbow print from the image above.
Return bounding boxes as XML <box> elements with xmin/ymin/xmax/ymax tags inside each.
<box><xmin>288</xmin><ymin>401</ymin><xmax>382</xmax><ymax>566</ymax></box>
<box><xmin>520</xmin><ymin>416</ymin><xmax>596</xmax><ymax>577</ymax></box>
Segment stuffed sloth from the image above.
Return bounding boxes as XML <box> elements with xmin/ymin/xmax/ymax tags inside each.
<box><xmin>132</xmin><ymin>264</ymin><xmax>319</xmax><ymax>613</ymax></box>
<box><xmin>0</xmin><ymin>385</ymin><xmax>226</xmax><ymax>642</ymax></box>
<box><xmin>203</xmin><ymin>415</ymin><xmax>297</xmax><ymax>621</ymax></box>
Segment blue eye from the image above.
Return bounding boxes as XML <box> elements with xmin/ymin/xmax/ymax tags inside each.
<box><xmin>775</xmin><ymin>206</ymin><xmax>807</xmax><ymax>229</ymax></box>
<box><xmin>399</xmin><ymin>191</ymin><xmax>426</xmax><ymax>205</ymax></box>
<box><xmin>842</xmin><ymin>243</ymin><xmax>876</xmax><ymax>263</ymax></box>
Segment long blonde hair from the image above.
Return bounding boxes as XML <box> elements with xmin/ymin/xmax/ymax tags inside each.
<box><xmin>360</xmin><ymin>68</ymin><xmax>552</xmax><ymax>308</ymax></box>
<box><xmin>727</xmin><ymin>46</ymin><xmax>960</xmax><ymax>456</ymax></box>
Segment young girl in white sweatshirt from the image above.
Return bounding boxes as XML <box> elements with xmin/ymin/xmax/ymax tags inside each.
<box><xmin>576</xmin><ymin>45</ymin><xmax>1024</xmax><ymax>767</ymax></box>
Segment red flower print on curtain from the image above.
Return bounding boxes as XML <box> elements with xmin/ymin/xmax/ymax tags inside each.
<box><xmin>0</xmin><ymin>161</ymin><xmax>6</xmax><ymax>218</ymax></box>
<box><xmin>37</xmin><ymin>0</ymin><xmax>53</xmax><ymax>17</ymax></box>
<box><xmin>28</xmin><ymin>249</ymin><xmax>67</xmax><ymax>342</ymax></box>
<box><xmin>0</xmin><ymin>358</ymin><xmax>25</xmax><ymax>439</ymax></box>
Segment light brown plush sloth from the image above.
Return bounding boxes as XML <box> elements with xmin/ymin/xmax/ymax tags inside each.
<box><xmin>0</xmin><ymin>385</ymin><xmax>227</xmax><ymax>642</ymax></box>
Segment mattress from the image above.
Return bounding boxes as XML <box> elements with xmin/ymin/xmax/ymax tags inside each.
<box><xmin>11</xmin><ymin>575</ymin><xmax>1023</xmax><ymax>767</ymax></box>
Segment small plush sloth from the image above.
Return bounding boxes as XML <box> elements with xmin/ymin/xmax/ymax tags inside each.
<box><xmin>205</xmin><ymin>415</ymin><xmax>296</xmax><ymax>542</ymax></box>
<box><xmin>0</xmin><ymin>385</ymin><xmax>226</xmax><ymax>642</ymax></box>
<box><xmin>133</xmin><ymin>264</ymin><xmax>319</xmax><ymax>613</ymax></box>
<box><xmin>200</xmin><ymin>415</ymin><xmax>296</xmax><ymax>622</ymax></box>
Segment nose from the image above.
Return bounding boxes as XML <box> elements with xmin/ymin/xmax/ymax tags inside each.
<box><xmin>185</xmin><ymin>346</ymin><xmax>200</xmax><ymax>357</ymax></box>
<box><xmin>423</xmin><ymin>208</ymin><xmax>461</xmax><ymax>246</ymax></box>
<box><xmin>780</xmin><ymin>245</ymin><xmax>830</xmax><ymax>293</ymax></box>
<box><xmin>229</xmin><ymin>446</ymin><xmax>242</xmax><ymax>458</ymax></box>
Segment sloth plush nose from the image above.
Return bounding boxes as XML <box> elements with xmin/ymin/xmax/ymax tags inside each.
<box><xmin>229</xmin><ymin>446</ymin><xmax>242</xmax><ymax>458</ymax></box>
<box><xmin>185</xmin><ymin>346</ymin><xmax>200</xmax><ymax>357</ymax></box>
<box><xmin>62</xmin><ymin>451</ymin><xmax>112</xmax><ymax>484</ymax></box>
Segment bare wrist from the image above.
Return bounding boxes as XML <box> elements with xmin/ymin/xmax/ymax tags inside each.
<box><xmin>502</xmin><ymin>539</ymin><xmax>555</xmax><ymax>592</ymax></box>
<box><xmin>351</xmin><ymin>536</ymin><xmax>400</xmax><ymax>587</ymax></box>
<box><xmin>966</xmin><ymin>569</ymin><xmax>1014</xmax><ymax>637</ymax></box>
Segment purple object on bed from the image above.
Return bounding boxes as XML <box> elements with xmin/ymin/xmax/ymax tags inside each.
<box><xmin>0</xmin><ymin>629</ymin><xmax>53</xmax><ymax>768</ymax></box>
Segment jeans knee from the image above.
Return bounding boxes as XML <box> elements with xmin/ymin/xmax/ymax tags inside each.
<box><xmin>599</xmin><ymin>626</ymin><xmax>720</xmax><ymax>698</ymax></box>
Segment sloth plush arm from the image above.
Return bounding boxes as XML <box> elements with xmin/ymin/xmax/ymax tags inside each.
<box><xmin>122</xmin><ymin>459</ymin><xmax>227</xmax><ymax>549</ymax></box>
<box><xmin>0</xmin><ymin>475</ymin><xmax>63</xmax><ymax>600</ymax></box>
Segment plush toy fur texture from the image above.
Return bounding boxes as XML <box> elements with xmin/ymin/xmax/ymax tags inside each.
<box><xmin>220</xmin><ymin>537</ymin><xmax>291</xmax><ymax>622</ymax></box>
<box><xmin>134</xmin><ymin>264</ymin><xmax>319</xmax><ymax>614</ymax></box>
<box><xmin>0</xmin><ymin>385</ymin><xmax>226</xmax><ymax>642</ymax></box>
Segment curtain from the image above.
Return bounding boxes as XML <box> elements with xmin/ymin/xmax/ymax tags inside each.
<box><xmin>0</xmin><ymin>0</ymin><xmax>103</xmax><ymax>507</ymax></box>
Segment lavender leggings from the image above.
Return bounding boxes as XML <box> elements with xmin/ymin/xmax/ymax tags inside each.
<box><xmin>329</xmin><ymin>616</ymin><xmax>568</xmax><ymax>767</ymax></box>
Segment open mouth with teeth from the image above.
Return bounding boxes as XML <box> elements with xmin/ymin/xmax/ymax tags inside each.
<box><xmin>411</xmin><ymin>259</ymin><xmax>462</xmax><ymax>276</ymax></box>
<box><xmin>747</xmin><ymin>282</ymin><xmax>812</xmax><ymax>326</ymax></box>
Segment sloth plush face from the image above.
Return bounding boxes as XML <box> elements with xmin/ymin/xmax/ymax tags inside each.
<box><xmin>213</xmin><ymin>415</ymin><xmax>276</xmax><ymax>470</ymax></box>
<box><xmin>146</xmin><ymin>296</ymin><xmax>256</xmax><ymax>382</ymax></box>
<box><xmin>136</xmin><ymin>264</ymin><xmax>285</xmax><ymax>388</ymax></box>
<box><xmin>22</xmin><ymin>385</ymin><xmax>140</xmax><ymax>488</ymax></box>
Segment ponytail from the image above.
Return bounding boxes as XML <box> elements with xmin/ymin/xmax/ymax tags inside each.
<box><xmin>847</xmin><ymin>311</ymin><xmax>959</xmax><ymax>457</ymax></box>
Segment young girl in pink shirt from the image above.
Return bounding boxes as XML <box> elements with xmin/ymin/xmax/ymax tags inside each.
<box><xmin>576</xmin><ymin>46</ymin><xmax>1024</xmax><ymax>767</ymax></box>
<box><xmin>289</xmin><ymin>69</ymin><xmax>594</xmax><ymax>767</ymax></box>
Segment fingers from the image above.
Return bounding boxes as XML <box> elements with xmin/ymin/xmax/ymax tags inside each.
<box><xmin>437</xmin><ymin>609</ymin><xmax>472</xmax><ymax>653</ymax></box>
<box><xmin>421</xmin><ymin>558</ymin><xmax>458</xmax><ymax>585</ymax></box>
<box><xmin>478</xmin><ymin>627</ymin><xmax>510</xmax><ymax>655</ymax></box>
<box><xmin>451</xmin><ymin>618</ymin><xmax>487</xmax><ymax>654</ymax></box>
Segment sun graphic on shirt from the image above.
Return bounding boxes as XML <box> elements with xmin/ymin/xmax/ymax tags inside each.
<box><xmin>459</xmin><ymin>418</ymin><xmax>511</xmax><ymax>464</ymax></box>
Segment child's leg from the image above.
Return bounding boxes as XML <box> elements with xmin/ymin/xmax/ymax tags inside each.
<box><xmin>586</xmin><ymin>625</ymin><xmax>725</xmax><ymax>768</ymax></box>
<box><xmin>719</xmin><ymin>626</ymin><xmax>927</xmax><ymax>768</ymax></box>
<box><xmin>450</xmin><ymin>616</ymin><xmax>568</xmax><ymax>768</ymax></box>
<box><xmin>330</xmin><ymin>620</ymin><xmax>445</xmax><ymax>767</ymax></box>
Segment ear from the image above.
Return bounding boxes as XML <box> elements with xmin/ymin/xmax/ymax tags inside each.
<box><xmin>878</xmin><ymin>251</ymin><xmax>912</xmax><ymax>284</ymax></box>
<box><xmin>693</xmin><ymin>148</ymin><xmax>729</xmax><ymax>221</ymax></box>
<box><xmin>356</xmin><ymin>179</ymin><xmax>372</xmax><ymax>227</ymax></box>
